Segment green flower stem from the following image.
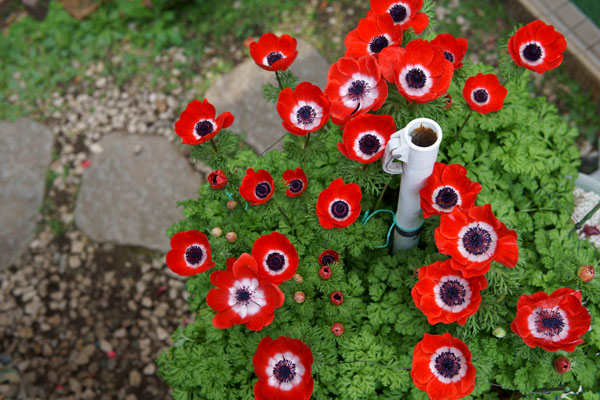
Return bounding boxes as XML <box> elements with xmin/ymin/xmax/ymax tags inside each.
<box><xmin>273</xmin><ymin>198</ymin><xmax>295</xmax><ymax>236</ymax></box>
<box><xmin>455</xmin><ymin>109</ymin><xmax>473</xmax><ymax>137</ymax></box>
<box><xmin>570</xmin><ymin>200</ymin><xmax>600</xmax><ymax>234</ymax></box>
<box><xmin>209</xmin><ymin>138</ymin><xmax>219</xmax><ymax>153</ymax></box>
<box><xmin>303</xmin><ymin>132</ymin><xmax>311</xmax><ymax>150</ymax></box>
<box><xmin>373</xmin><ymin>183</ymin><xmax>389</xmax><ymax>211</ymax></box>
<box><xmin>275</xmin><ymin>70</ymin><xmax>284</xmax><ymax>90</ymax></box>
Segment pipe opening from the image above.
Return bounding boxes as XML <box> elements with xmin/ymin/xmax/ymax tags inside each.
<box><xmin>409</xmin><ymin>124</ymin><xmax>437</xmax><ymax>148</ymax></box>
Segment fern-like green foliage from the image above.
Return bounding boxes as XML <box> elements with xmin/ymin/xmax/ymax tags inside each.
<box><xmin>157</xmin><ymin>6</ymin><xmax>600</xmax><ymax>399</ymax></box>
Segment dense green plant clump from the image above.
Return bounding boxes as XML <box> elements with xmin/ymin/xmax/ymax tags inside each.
<box><xmin>157</xmin><ymin>12</ymin><xmax>600</xmax><ymax>400</ymax></box>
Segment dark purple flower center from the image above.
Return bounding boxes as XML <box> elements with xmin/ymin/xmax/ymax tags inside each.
<box><xmin>406</xmin><ymin>68</ymin><xmax>426</xmax><ymax>89</ymax></box>
<box><xmin>255</xmin><ymin>182</ymin><xmax>272</xmax><ymax>199</ymax></box>
<box><xmin>267</xmin><ymin>51</ymin><xmax>284</xmax><ymax>66</ymax></box>
<box><xmin>389</xmin><ymin>4</ymin><xmax>407</xmax><ymax>23</ymax></box>
<box><xmin>439</xmin><ymin>279</ymin><xmax>467</xmax><ymax>306</ymax></box>
<box><xmin>333</xmin><ymin>293</ymin><xmax>343</xmax><ymax>301</ymax></box>
<box><xmin>331</xmin><ymin>200</ymin><xmax>350</xmax><ymax>219</ymax></box>
<box><xmin>266</xmin><ymin>252</ymin><xmax>286</xmax><ymax>271</ymax></box>
<box><xmin>296</xmin><ymin>105</ymin><xmax>316</xmax><ymax>125</ymax></box>
<box><xmin>462</xmin><ymin>224</ymin><xmax>492</xmax><ymax>255</ymax></box>
<box><xmin>522</xmin><ymin>43</ymin><xmax>542</xmax><ymax>62</ymax></box>
<box><xmin>369</xmin><ymin>35</ymin><xmax>389</xmax><ymax>54</ymax></box>
<box><xmin>348</xmin><ymin>80</ymin><xmax>370</xmax><ymax>101</ymax></box>
<box><xmin>444</xmin><ymin>51</ymin><xmax>455</xmax><ymax>63</ymax></box>
<box><xmin>321</xmin><ymin>254</ymin><xmax>336</xmax><ymax>266</ymax></box>
<box><xmin>435</xmin><ymin>187</ymin><xmax>458</xmax><ymax>209</ymax></box>
<box><xmin>473</xmin><ymin>89</ymin><xmax>489</xmax><ymax>104</ymax></box>
<box><xmin>289</xmin><ymin>179</ymin><xmax>304</xmax><ymax>193</ymax></box>
<box><xmin>434</xmin><ymin>351</ymin><xmax>461</xmax><ymax>379</ymax></box>
<box><xmin>184</xmin><ymin>245</ymin><xmax>204</xmax><ymax>266</ymax></box>
<box><xmin>273</xmin><ymin>359</ymin><xmax>296</xmax><ymax>383</ymax></box>
<box><xmin>358</xmin><ymin>134</ymin><xmax>381</xmax><ymax>156</ymax></box>
<box><xmin>210</xmin><ymin>174</ymin><xmax>218</xmax><ymax>185</ymax></box>
<box><xmin>235</xmin><ymin>287</ymin><xmax>252</xmax><ymax>303</ymax></box>
<box><xmin>194</xmin><ymin>120</ymin><xmax>214</xmax><ymax>137</ymax></box>
<box><xmin>535</xmin><ymin>309</ymin><xmax>565</xmax><ymax>337</ymax></box>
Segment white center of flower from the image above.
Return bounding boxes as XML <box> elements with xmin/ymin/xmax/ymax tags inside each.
<box><xmin>434</xmin><ymin>275</ymin><xmax>472</xmax><ymax>313</ymax></box>
<box><xmin>289</xmin><ymin>101</ymin><xmax>323</xmax><ymax>131</ymax></box>
<box><xmin>387</xmin><ymin>2</ymin><xmax>412</xmax><ymax>25</ymax></box>
<box><xmin>429</xmin><ymin>346</ymin><xmax>467</xmax><ymax>384</ymax></box>
<box><xmin>519</xmin><ymin>40</ymin><xmax>546</xmax><ymax>66</ymax></box>
<box><xmin>266</xmin><ymin>352</ymin><xmax>305</xmax><ymax>391</ymax></box>
<box><xmin>352</xmin><ymin>130</ymin><xmax>385</xmax><ymax>161</ymax></box>
<box><xmin>184</xmin><ymin>244</ymin><xmax>207</xmax><ymax>268</ymax></box>
<box><xmin>527</xmin><ymin>306</ymin><xmax>570</xmax><ymax>342</ymax></box>
<box><xmin>227</xmin><ymin>278</ymin><xmax>265</xmax><ymax>319</ymax></box>
<box><xmin>431</xmin><ymin>185</ymin><xmax>462</xmax><ymax>212</ymax></box>
<box><xmin>262</xmin><ymin>250</ymin><xmax>288</xmax><ymax>276</ymax></box>
<box><xmin>339</xmin><ymin>73</ymin><xmax>379</xmax><ymax>112</ymax></box>
<box><xmin>398</xmin><ymin>64</ymin><xmax>433</xmax><ymax>98</ymax></box>
<box><xmin>457</xmin><ymin>221</ymin><xmax>498</xmax><ymax>262</ymax></box>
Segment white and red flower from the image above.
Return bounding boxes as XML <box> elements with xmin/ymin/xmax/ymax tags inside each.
<box><xmin>282</xmin><ymin>167</ymin><xmax>308</xmax><ymax>197</ymax></box>
<box><xmin>370</xmin><ymin>0</ymin><xmax>429</xmax><ymax>34</ymax></box>
<box><xmin>206</xmin><ymin>254</ymin><xmax>284</xmax><ymax>331</ymax></box>
<box><xmin>337</xmin><ymin>113</ymin><xmax>397</xmax><ymax>164</ymax></box>
<box><xmin>411</xmin><ymin>260</ymin><xmax>488</xmax><ymax>325</ymax></box>
<box><xmin>252</xmin><ymin>232</ymin><xmax>299</xmax><ymax>285</ymax></box>
<box><xmin>277</xmin><ymin>82</ymin><xmax>330</xmax><ymax>136</ymax></box>
<box><xmin>508</xmin><ymin>20</ymin><xmax>567</xmax><ymax>74</ymax></box>
<box><xmin>344</xmin><ymin>12</ymin><xmax>403</xmax><ymax>58</ymax></box>
<box><xmin>420</xmin><ymin>162</ymin><xmax>481</xmax><ymax>218</ymax></box>
<box><xmin>240</xmin><ymin>169</ymin><xmax>275</xmax><ymax>206</ymax></box>
<box><xmin>174</xmin><ymin>99</ymin><xmax>234</xmax><ymax>145</ymax></box>
<box><xmin>510</xmin><ymin>288</ymin><xmax>591</xmax><ymax>352</ymax></box>
<box><xmin>462</xmin><ymin>73</ymin><xmax>507</xmax><ymax>114</ymax></box>
<box><xmin>434</xmin><ymin>204</ymin><xmax>519</xmax><ymax>278</ymax></box>
<box><xmin>249</xmin><ymin>33</ymin><xmax>299</xmax><ymax>72</ymax></box>
<box><xmin>253</xmin><ymin>336</ymin><xmax>314</xmax><ymax>400</ymax></box>
<box><xmin>325</xmin><ymin>56</ymin><xmax>388</xmax><ymax>125</ymax></box>
<box><xmin>379</xmin><ymin>39</ymin><xmax>453</xmax><ymax>103</ymax></box>
<box><xmin>166</xmin><ymin>230</ymin><xmax>215</xmax><ymax>276</ymax></box>
<box><xmin>411</xmin><ymin>333</ymin><xmax>476</xmax><ymax>400</ymax></box>
<box><xmin>316</xmin><ymin>178</ymin><xmax>362</xmax><ymax>229</ymax></box>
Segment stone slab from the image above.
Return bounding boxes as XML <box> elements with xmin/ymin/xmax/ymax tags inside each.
<box><xmin>0</xmin><ymin>118</ymin><xmax>54</xmax><ymax>268</ymax></box>
<box><xmin>74</xmin><ymin>134</ymin><xmax>202</xmax><ymax>252</ymax></box>
<box><xmin>205</xmin><ymin>39</ymin><xmax>331</xmax><ymax>154</ymax></box>
<box><xmin>573</xmin><ymin>19</ymin><xmax>600</xmax><ymax>48</ymax></box>
<box><xmin>555</xmin><ymin>2</ymin><xmax>586</xmax><ymax>29</ymax></box>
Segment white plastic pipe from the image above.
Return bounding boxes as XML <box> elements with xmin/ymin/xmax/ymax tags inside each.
<box><xmin>382</xmin><ymin>118</ymin><xmax>443</xmax><ymax>251</ymax></box>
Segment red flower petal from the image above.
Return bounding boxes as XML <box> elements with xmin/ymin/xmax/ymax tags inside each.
<box><xmin>165</xmin><ymin>230</ymin><xmax>214</xmax><ymax>276</ymax></box>
<box><xmin>337</xmin><ymin>113</ymin><xmax>396</xmax><ymax>164</ymax></box>
<box><xmin>239</xmin><ymin>168</ymin><xmax>275</xmax><ymax>206</ymax></box>
<box><xmin>507</xmin><ymin>20</ymin><xmax>566</xmax><ymax>74</ymax></box>
<box><xmin>277</xmin><ymin>82</ymin><xmax>330</xmax><ymax>136</ymax></box>
<box><xmin>463</xmin><ymin>73</ymin><xmax>507</xmax><ymax>114</ymax></box>
<box><xmin>252</xmin><ymin>232</ymin><xmax>299</xmax><ymax>284</ymax></box>
<box><xmin>249</xmin><ymin>33</ymin><xmax>299</xmax><ymax>72</ymax></box>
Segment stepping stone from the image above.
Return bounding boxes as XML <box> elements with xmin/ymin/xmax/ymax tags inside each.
<box><xmin>205</xmin><ymin>39</ymin><xmax>331</xmax><ymax>154</ymax></box>
<box><xmin>74</xmin><ymin>134</ymin><xmax>202</xmax><ymax>252</ymax></box>
<box><xmin>0</xmin><ymin>118</ymin><xmax>54</xmax><ymax>269</ymax></box>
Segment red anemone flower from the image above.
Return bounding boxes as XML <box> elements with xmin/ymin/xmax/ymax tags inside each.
<box><xmin>174</xmin><ymin>99</ymin><xmax>234</xmax><ymax>145</ymax></box>
<box><xmin>166</xmin><ymin>230</ymin><xmax>215</xmax><ymax>276</ymax></box>
<box><xmin>420</xmin><ymin>162</ymin><xmax>481</xmax><ymax>218</ymax></box>
<box><xmin>319</xmin><ymin>249</ymin><xmax>339</xmax><ymax>266</ymax></box>
<box><xmin>207</xmin><ymin>169</ymin><xmax>228</xmax><ymax>189</ymax></box>
<box><xmin>430</xmin><ymin>33</ymin><xmax>468</xmax><ymax>69</ymax></box>
<box><xmin>379</xmin><ymin>39</ymin><xmax>453</xmax><ymax>103</ymax></box>
<box><xmin>344</xmin><ymin>13</ymin><xmax>403</xmax><ymax>58</ymax></box>
<box><xmin>249</xmin><ymin>33</ymin><xmax>299</xmax><ymax>72</ymax></box>
<box><xmin>324</xmin><ymin>56</ymin><xmax>388</xmax><ymax>125</ymax></box>
<box><xmin>508</xmin><ymin>20</ymin><xmax>567</xmax><ymax>74</ymax></box>
<box><xmin>411</xmin><ymin>260</ymin><xmax>488</xmax><ymax>325</ymax></box>
<box><xmin>277</xmin><ymin>82</ymin><xmax>330</xmax><ymax>136</ymax></box>
<box><xmin>462</xmin><ymin>73</ymin><xmax>507</xmax><ymax>114</ymax></box>
<box><xmin>411</xmin><ymin>333</ymin><xmax>476</xmax><ymax>400</ymax></box>
<box><xmin>206</xmin><ymin>253</ymin><xmax>284</xmax><ymax>331</ymax></box>
<box><xmin>434</xmin><ymin>204</ymin><xmax>518</xmax><ymax>278</ymax></box>
<box><xmin>510</xmin><ymin>288</ymin><xmax>591</xmax><ymax>352</ymax></box>
<box><xmin>282</xmin><ymin>167</ymin><xmax>308</xmax><ymax>197</ymax></box>
<box><xmin>240</xmin><ymin>169</ymin><xmax>275</xmax><ymax>206</ymax></box>
<box><xmin>337</xmin><ymin>113</ymin><xmax>396</xmax><ymax>164</ymax></box>
<box><xmin>316</xmin><ymin>178</ymin><xmax>362</xmax><ymax>229</ymax></box>
<box><xmin>370</xmin><ymin>0</ymin><xmax>429</xmax><ymax>34</ymax></box>
<box><xmin>253</xmin><ymin>336</ymin><xmax>314</xmax><ymax>400</ymax></box>
<box><xmin>252</xmin><ymin>232</ymin><xmax>299</xmax><ymax>285</ymax></box>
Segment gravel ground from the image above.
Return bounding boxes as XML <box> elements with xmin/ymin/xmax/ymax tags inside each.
<box><xmin>573</xmin><ymin>187</ymin><xmax>600</xmax><ymax>249</ymax></box>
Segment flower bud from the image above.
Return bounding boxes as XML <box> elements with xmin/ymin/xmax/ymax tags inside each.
<box><xmin>227</xmin><ymin>200</ymin><xmax>237</xmax><ymax>210</ymax></box>
<box><xmin>211</xmin><ymin>227</ymin><xmax>223</xmax><ymax>237</ymax></box>
<box><xmin>492</xmin><ymin>327</ymin><xmax>506</xmax><ymax>338</ymax></box>
<box><xmin>553</xmin><ymin>356</ymin><xmax>571</xmax><ymax>374</ymax></box>
<box><xmin>578</xmin><ymin>265</ymin><xmax>594</xmax><ymax>283</ymax></box>
<box><xmin>225</xmin><ymin>232</ymin><xmax>237</xmax><ymax>243</ymax></box>
<box><xmin>330</xmin><ymin>291</ymin><xmax>344</xmax><ymax>305</ymax></box>
<box><xmin>293</xmin><ymin>274</ymin><xmax>303</xmax><ymax>284</ymax></box>
<box><xmin>207</xmin><ymin>169</ymin><xmax>228</xmax><ymax>189</ymax></box>
<box><xmin>331</xmin><ymin>322</ymin><xmax>344</xmax><ymax>336</ymax></box>
<box><xmin>319</xmin><ymin>266</ymin><xmax>332</xmax><ymax>280</ymax></box>
<box><xmin>294</xmin><ymin>291</ymin><xmax>305</xmax><ymax>303</ymax></box>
